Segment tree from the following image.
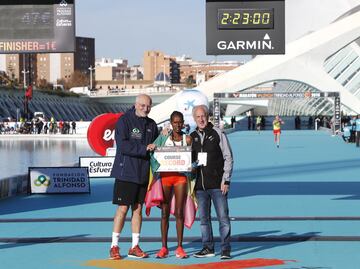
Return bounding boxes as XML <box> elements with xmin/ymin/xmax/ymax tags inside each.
<box><xmin>56</xmin><ymin>71</ymin><xmax>89</xmax><ymax>90</ymax></box>
<box><xmin>68</xmin><ymin>71</ymin><xmax>89</xmax><ymax>88</ymax></box>
<box><xmin>0</xmin><ymin>71</ymin><xmax>12</xmax><ymax>86</ymax></box>
<box><xmin>7</xmin><ymin>64</ymin><xmax>18</xmax><ymax>87</ymax></box>
<box><xmin>37</xmin><ymin>78</ymin><xmax>53</xmax><ymax>90</ymax></box>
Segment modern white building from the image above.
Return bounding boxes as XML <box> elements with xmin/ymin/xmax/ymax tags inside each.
<box><xmin>150</xmin><ymin>2</ymin><xmax>360</xmax><ymax>122</ymax></box>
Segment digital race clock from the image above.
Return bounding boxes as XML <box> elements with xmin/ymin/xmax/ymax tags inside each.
<box><xmin>0</xmin><ymin>0</ymin><xmax>75</xmax><ymax>54</ymax></box>
<box><xmin>218</xmin><ymin>8</ymin><xmax>274</xmax><ymax>29</ymax></box>
<box><xmin>206</xmin><ymin>0</ymin><xmax>285</xmax><ymax>55</ymax></box>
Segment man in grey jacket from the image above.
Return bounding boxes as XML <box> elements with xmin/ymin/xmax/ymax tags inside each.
<box><xmin>190</xmin><ymin>105</ymin><xmax>233</xmax><ymax>259</ymax></box>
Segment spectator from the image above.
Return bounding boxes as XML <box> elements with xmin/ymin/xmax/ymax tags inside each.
<box><xmin>295</xmin><ymin>115</ymin><xmax>301</xmax><ymax>130</ymax></box>
<box><xmin>59</xmin><ymin>120</ymin><xmax>64</xmax><ymax>134</ymax></box>
<box><xmin>350</xmin><ymin>116</ymin><xmax>356</xmax><ymax>143</ymax></box>
<box><xmin>247</xmin><ymin>115</ymin><xmax>252</xmax><ymax>130</ymax></box>
<box><xmin>71</xmin><ymin>121</ymin><xmax>76</xmax><ymax>134</ymax></box>
<box><xmin>355</xmin><ymin>115</ymin><xmax>360</xmax><ymax>147</ymax></box>
<box><xmin>308</xmin><ymin>116</ymin><xmax>313</xmax><ymax>129</ymax></box>
<box><xmin>342</xmin><ymin>124</ymin><xmax>351</xmax><ymax>143</ymax></box>
<box><xmin>315</xmin><ymin>116</ymin><xmax>321</xmax><ymax>131</ymax></box>
<box><xmin>231</xmin><ymin>116</ymin><xmax>236</xmax><ymax>128</ymax></box>
<box><xmin>44</xmin><ymin>122</ymin><xmax>48</xmax><ymax>134</ymax></box>
<box><xmin>261</xmin><ymin>116</ymin><xmax>266</xmax><ymax>130</ymax></box>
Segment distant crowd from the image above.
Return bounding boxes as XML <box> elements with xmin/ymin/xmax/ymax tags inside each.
<box><xmin>0</xmin><ymin>117</ymin><xmax>77</xmax><ymax>135</ymax></box>
<box><xmin>341</xmin><ymin>115</ymin><xmax>360</xmax><ymax>147</ymax></box>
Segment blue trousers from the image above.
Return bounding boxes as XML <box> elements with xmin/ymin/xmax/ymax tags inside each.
<box><xmin>196</xmin><ymin>189</ymin><xmax>231</xmax><ymax>252</ymax></box>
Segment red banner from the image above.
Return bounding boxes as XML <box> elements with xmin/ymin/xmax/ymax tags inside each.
<box><xmin>87</xmin><ymin>113</ymin><xmax>123</xmax><ymax>156</ymax></box>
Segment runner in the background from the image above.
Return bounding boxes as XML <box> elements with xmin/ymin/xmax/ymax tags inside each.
<box><xmin>273</xmin><ymin>115</ymin><xmax>284</xmax><ymax>148</ymax></box>
<box><xmin>256</xmin><ymin>115</ymin><xmax>262</xmax><ymax>134</ymax></box>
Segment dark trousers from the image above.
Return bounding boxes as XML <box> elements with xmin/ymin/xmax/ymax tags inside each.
<box><xmin>356</xmin><ymin>131</ymin><xmax>360</xmax><ymax>147</ymax></box>
<box><xmin>350</xmin><ymin>130</ymin><xmax>355</xmax><ymax>143</ymax></box>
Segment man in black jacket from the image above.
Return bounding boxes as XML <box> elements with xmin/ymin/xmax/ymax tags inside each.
<box><xmin>191</xmin><ymin>105</ymin><xmax>233</xmax><ymax>259</ymax></box>
<box><xmin>109</xmin><ymin>94</ymin><xmax>158</xmax><ymax>259</ymax></box>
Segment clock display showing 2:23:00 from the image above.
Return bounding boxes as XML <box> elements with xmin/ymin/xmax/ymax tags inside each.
<box><xmin>218</xmin><ymin>8</ymin><xmax>274</xmax><ymax>29</ymax></box>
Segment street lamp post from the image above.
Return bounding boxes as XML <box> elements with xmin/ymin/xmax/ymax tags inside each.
<box><xmin>22</xmin><ymin>69</ymin><xmax>29</xmax><ymax>88</ymax></box>
<box><xmin>162</xmin><ymin>58</ymin><xmax>168</xmax><ymax>91</ymax></box>
<box><xmin>163</xmin><ymin>62</ymin><xmax>166</xmax><ymax>84</ymax></box>
<box><xmin>88</xmin><ymin>65</ymin><xmax>96</xmax><ymax>90</ymax></box>
<box><xmin>16</xmin><ymin>108</ymin><xmax>20</xmax><ymax>131</ymax></box>
<box><xmin>22</xmin><ymin>54</ymin><xmax>29</xmax><ymax>88</ymax></box>
<box><xmin>122</xmin><ymin>69</ymin><xmax>127</xmax><ymax>90</ymax></box>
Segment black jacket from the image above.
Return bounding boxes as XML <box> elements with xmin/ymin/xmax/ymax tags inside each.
<box><xmin>190</xmin><ymin>122</ymin><xmax>233</xmax><ymax>190</ymax></box>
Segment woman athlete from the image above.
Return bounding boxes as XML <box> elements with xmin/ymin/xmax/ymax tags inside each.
<box><xmin>273</xmin><ymin>115</ymin><xmax>284</xmax><ymax>148</ymax></box>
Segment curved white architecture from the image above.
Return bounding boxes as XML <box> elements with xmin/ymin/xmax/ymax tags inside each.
<box><xmin>150</xmin><ymin>9</ymin><xmax>360</xmax><ymax>123</ymax></box>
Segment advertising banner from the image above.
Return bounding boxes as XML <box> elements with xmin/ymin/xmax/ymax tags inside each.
<box><xmin>79</xmin><ymin>156</ymin><xmax>114</xmax><ymax>178</ymax></box>
<box><xmin>29</xmin><ymin>167</ymin><xmax>90</xmax><ymax>194</ymax></box>
<box><xmin>87</xmin><ymin>113</ymin><xmax>123</xmax><ymax>156</ymax></box>
<box><xmin>0</xmin><ymin>0</ymin><xmax>76</xmax><ymax>53</ymax></box>
<box><xmin>154</xmin><ymin>146</ymin><xmax>192</xmax><ymax>172</ymax></box>
<box><xmin>206</xmin><ymin>0</ymin><xmax>285</xmax><ymax>55</ymax></box>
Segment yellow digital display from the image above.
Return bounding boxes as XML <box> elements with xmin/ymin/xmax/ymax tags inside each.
<box><xmin>218</xmin><ymin>8</ymin><xmax>274</xmax><ymax>29</ymax></box>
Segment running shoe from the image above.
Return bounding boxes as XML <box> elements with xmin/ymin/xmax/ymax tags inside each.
<box><xmin>128</xmin><ymin>245</ymin><xmax>149</xmax><ymax>258</ymax></box>
<box><xmin>156</xmin><ymin>247</ymin><xmax>169</xmax><ymax>258</ymax></box>
<box><xmin>220</xmin><ymin>250</ymin><xmax>231</xmax><ymax>259</ymax></box>
<box><xmin>193</xmin><ymin>247</ymin><xmax>215</xmax><ymax>258</ymax></box>
<box><xmin>109</xmin><ymin>246</ymin><xmax>122</xmax><ymax>260</ymax></box>
<box><xmin>175</xmin><ymin>246</ymin><xmax>188</xmax><ymax>259</ymax></box>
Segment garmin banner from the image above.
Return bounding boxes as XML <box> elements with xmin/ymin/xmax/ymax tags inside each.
<box><xmin>29</xmin><ymin>167</ymin><xmax>90</xmax><ymax>194</ymax></box>
<box><xmin>206</xmin><ymin>0</ymin><xmax>285</xmax><ymax>55</ymax></box>
<box><xmin>79</xmin><ymin>156</ymin><xmax>114</xmax><ymax>178</ymax></box>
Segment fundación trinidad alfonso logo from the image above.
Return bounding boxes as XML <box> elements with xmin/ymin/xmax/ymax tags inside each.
<box><xmin>87</xmin><ymin>113</ymin><xmax>123</xmax><ymax>156</ymax></box>
<box><xmin>130</xmin><ymin>127</ymin><xmax>142</xmax><ymax>140</ymax></box>
<box><xmin>59</xmin><ymin>0</ymin><xmax>68</xmax><ymax>7</ymax></box>
<box><xmin>34</xmin><ymin>175</ymin><xmax>50</xmax><ymax>187</ymax></box>
<box><xmin>132</xmin><ymin>128</ymin><xmax>140</xmax><ymax>134</ymax></box>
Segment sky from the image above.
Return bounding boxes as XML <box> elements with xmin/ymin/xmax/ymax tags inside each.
<box><xmin>75</xmin><ymin>0</ymin><xmax>251</xmax><ymax>66</ymax></box>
